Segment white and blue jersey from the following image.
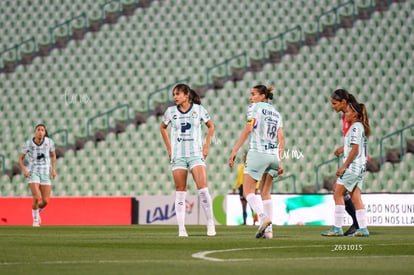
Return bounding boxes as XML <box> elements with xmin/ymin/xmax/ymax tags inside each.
<box><xmin>21</xmin><ymin>137</ymin><xmax>55</xmax><ymax>175</ymax></box>
<box><xmin>343</xmin><ymin>122</ymin><xmax>367</xmax><ymax>175</ymax></box>
<box><xmin>246</xmin><ymin>102</ymin><xmax>283</xmax><ymax>155</ymax></box>
<box><xmin>163</xmin><ymin>103</ymin><xmax>211</xmax><ymax>159</ymax></box>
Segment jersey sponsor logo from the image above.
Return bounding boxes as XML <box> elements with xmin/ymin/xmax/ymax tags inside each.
<box><xmin>177</xmin><ymin>137</ymin><xmax>194</xmax><ymax>142</ymax></box>
<box><xmin>264</xmin><ymin>143</ymin><xmax>278</xmax><ymax>150</ymax></box>
<box><xmin>180</xmin><ymin>122</ymin><xmax>191</xmax><ymax>133</ymax></box>
<box><xmin>265</xmin><ymin>116</ymin><xmax>279</xmax><ymax>124</ymax></box>
<box><xmin>36</xmin><ymin>153</ymin><xmax>46</xmax><ymax>160</ymax></box>
<box><xmin>262</xmin><ymin>109</ymin><xmax>278</xmax><ymax>117</ymax></box>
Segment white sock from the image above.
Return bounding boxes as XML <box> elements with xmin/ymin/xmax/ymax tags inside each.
<box><xmin>246</xmin><ymin>193</ymin><xmax>265</xmax><ymax>221</ymax></box>
<box><xmin>263</xmin><ymin>199</ymin><xmax>273</xmax><ymax>223</ymax></box>
<box><xmin>175</xmin><ymin>191</ymin><xmax>187</xmax><ymax>230</ymax></box>
<box><xmin>32</xmin><ymin>209</ymin><xmax>39</xmax><ymax>220</ymax></box>
<box><xmin>198</xmin><ymin>187</ymin><xmax>213</xmax><ymax>221</ymax></box>
<box><xmin>334</xmin><ymin>205</ymin><xmax>345</xmax><ymax>228</ymax></box>
<box><xmin>356</xmin><ymin>209</ymin><xmax>367</xmax><ymax>228</ymax></box>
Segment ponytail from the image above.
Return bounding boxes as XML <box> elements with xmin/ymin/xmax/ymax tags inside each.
<box><xmin>190</xmin><ymin>89</ymin><xmax>201</xmax><ymax>105</ymax></box>
<box><xmin>349</xmin><ymin>102</ymin><xmax>370</xmax><ymax>138</ymax></box>
<box><xmin>360</xmin><ymin>104</ymin><xmax>370</xmax><ymax>138</ymax></box>
<box><xmin>253</xmin><ymin>85</ymin><xmax>274</xmax><ymax>100</ymax></box>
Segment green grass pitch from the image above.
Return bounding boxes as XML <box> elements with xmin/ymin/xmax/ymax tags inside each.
<box><xmin>0</xmin><ymin>225</ymin><xmax>413</xmax><ymax>275</ymax></box>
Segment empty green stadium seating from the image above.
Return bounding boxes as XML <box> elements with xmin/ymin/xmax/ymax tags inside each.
<box><xmin>0</xmin><ymin>0</ymin><xmax>412</xmax><ymax>196</ymax></box>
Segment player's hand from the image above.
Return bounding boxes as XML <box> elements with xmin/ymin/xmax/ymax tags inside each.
<box><xmin>278</xmin><ymin>167</ymin><xmax>284</xmax><ymax>177</ymax></box>
<box><xmin>23</xmin><ymin>168</ymin><xmax>30</xmax><ymax>178</ymax></box>
<box><xmin>51</xmin><ymin>168</ymin><xmax>57</xmax><ymax>179</ymax></box>
<box><xmin>202</xmin><ymin>146</ymin><xmax>209</xmax><ymax>160</ymax></box>
<box><xmin>228</xmin><ymin>152</ymin><xmax>236</xmax><ymax>168</ymax></box>
<box><xmin>336</xmin><ymin>166</ymin><xmax>346</xmax><ymax>177</ymax></box>
<box><xmin>334</xmin><ymin>146</ymin><xmax>344</xmax><ymax>157</ymax></box>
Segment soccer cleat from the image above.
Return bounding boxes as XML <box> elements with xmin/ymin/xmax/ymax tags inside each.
<box><xmin>178</xmin><ymin>229</ymin><xmax>188</xmax><ymax>237</ymax></box>
<box><xmin>32</xmin><ymin>214</ymin><xmax>41</xmax><ymax>227</ymax></box>
<box><xmin>32</xmin><ymin>219</ymin><xmax>40</xmax><ymax>227</ymax></box>
<box><xmin>263</xmin><ymin>226</ymin><xmax>273</xmax><ymax>239</ymax></box>
<box><xmin>321</xmin><ymin>226</ymin><xmax>344</xmax><ymax>237</ymax></box>
<box><xmin>344</xmin><ymin>224</ymin><xmax>357</xmax><ymax>236</ymax></box>
<box><xmin>207</xmin><ymin>220</ymin><xmax>216</xmax><ymax>237</ymax></box>
<box><xmin>256</xmin><ymin>217</ymin><xmax>272</xmax><ymax>239</ymax></box>
<box><xmin>353</xmin><ymin>228</ymin><xmax>369</xmax><ymax>237</ymax></box>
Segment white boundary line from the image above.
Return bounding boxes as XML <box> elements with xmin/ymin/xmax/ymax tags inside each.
<box><xmin>0</xmin><ymin>259</ymin><xmax>185</xmax><ymax>266</ymax></box>
<box><xmin>1</xmin><ymin>255</ymin><xmax>413</xmax><ymax>266</ymax></box>
<box><xmin>192</xmin><ymin>244</ymin><xmax>414</xmax><ymax>262</ymax></box>
<box><xmin>1</xmin><ymin>244</ymin><xmax>413</xmax><ymax>266</ymax></box>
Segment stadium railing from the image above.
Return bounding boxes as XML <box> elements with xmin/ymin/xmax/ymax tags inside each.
<box><xmin>205</xmin><ymin>52</ymin><xmax>248</xmax><ymax>89</ymax></box>
<box><xmin>0</xmin><ymin>38</ymin><xmax>37</xmax><ymax>67</ymax></box>
<box><xmin>86</xmin><ymin>104</ymin><xmax>131</xmax><ymax>139</ymax></box>
<box><xmin>314</xmin><ymin>156</ymin><xmax>341</xmax><ymax>190</ymax></box>
<box><xmin>316</xmin><ymin>0</ymin><xmax>356</xmax><ymax>40</ymax></box>
<box><xmin>379</xmin><ymin>123</ymin><xmax>414</xmax><ymax>168</ymax></box>
<box><xmin>0</xmin><ymin>0</ymin><xmax>153</xmax><ymax>72</ymax></box>
<box><xmin>49</xmin><ymin>13</ymin><xmax>88</xmax><ymax>46</ymax></box>
<box><xmin>100</xmin><ymin>0</ymin><xmax>122</xmax><ymax>23</ymax></box>
<box><xmin>146</xmin><ymin>78</ymin><xmax>190</xmax><ymax>117</ymax></box>
<box><xmin>272</xmin><ymin>175</ymin><xmax>297</xmax><ymax>193</ymax></box>
<box><xmin>49</xmin><ymin>129</ymin><xmax>70</xmax><ymax>151</ymax></box>
<box><xmin>261</xmin><ymin>25</ymin><xmax>303</xmax><ymax>63</ymax></box>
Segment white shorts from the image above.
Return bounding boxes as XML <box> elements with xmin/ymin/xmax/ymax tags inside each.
<box><xmin>171</xmin><ymin>156</ymin><xmax>206</xmax><ymax>171</ymax></box>
<box><xmin>27</xmin><ymin>171</ymin><xmax>52</xmax><ymax>185</ymax></box>
<box><xmin>245</xmin><ymin>151</ymin><xmax>280</xmax><ymax>181</ymax></box>
<box><xmin>337</xmin><ymin>169</ymin><xmax>364</xmax><ymax>192</ymax></box>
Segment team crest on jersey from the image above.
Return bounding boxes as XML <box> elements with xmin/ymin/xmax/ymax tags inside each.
<box><xmin>192</xmin><ymin>111</ymin><xmax>198</xmax><ymax>118</ymax></box>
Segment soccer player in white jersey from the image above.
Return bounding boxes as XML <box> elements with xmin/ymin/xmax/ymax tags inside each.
<box><xmin>18</xmin><ymin>124</ymin><xmax>57</xmax><ymax>227</ymax></box>
<box><xmin>160</xmin><ymin>84</ymin><xmax>216</xmax><ymax>237</ymax></box>
<box><xmin>330</xmin><ymin>89</ymin><xmax>361</xmax><ymax>235</ymax></box>
<box><xmin>229</xmin><ymin>85</ymin><xmax>284</xmax><ymax>238</ymax></box>
<box><xmin>322</xmin><ymin>100</ymin><xmax>371</xmax><ymax>237</ymax></box>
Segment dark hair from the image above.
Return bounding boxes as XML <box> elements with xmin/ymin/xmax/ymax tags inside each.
<box><xmin>253</xmin><ymin>85</ymin><xmax>274</xmax><ymax>100</ymax></box>
<box><xmin>332</xmin><ymin>89</ymin><xmax>359</xmax><ymax>105</ymax></box>
<box><xmin>34</xmin><ymin>123</ymin><xmax>48</xmax><ymax>137</ymax></box>
<box><xmin>331</xmin><ymin>89</ymin><xmax>350</xmax><ymax>101</ymax></box>
<box><xmin>349</xmin><ymin>101</ymin><xmax>371</xmax><ymax>138</ymax></box>
<box><xmin>172</xmin><ymin>83</ymin><xmax>201</xmax><ymax>104</ymax></box>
